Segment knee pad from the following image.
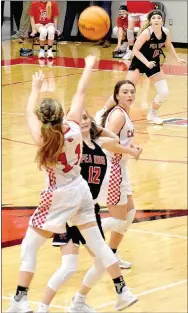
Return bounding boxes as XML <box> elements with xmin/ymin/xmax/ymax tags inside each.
<box><xmin>80</xmin><ymin>226</ymin><xmax>117</xmax><ymax>268</ymax></box>
<box><xmin>47</xmin><ymin>25</ymin><xmax>55</xmax><ymax>40</ymax></box>
<box><xmin>127</xmin><ymin>29</ymin><xmax>134</xmax><ymax>41</ymax></box>
<box><xmin>124</xmin><ymin>208</ymin><xmax>136</xmax><ymax>230</ymax></box>
<box><xmin>154</xmin><ymin>80</ymin><xmax>169</xmax><ymax>105</ymax></box>
<box><xmin>48</xmin><ymin>254</ymin><xmax>78</xmax><ymax>292</ymax></box>
<box><xmin>83</xmin><ymin>257</ymin><xmax>105</xmax><ymax>288</ymax></box>
<box><xmin>20</xmin><ymin>227</ymin><xmax>46</xmax><ymax>273</ymax></box>
<box><xmin>102</xmin><ymin>217</ymin><xmax>127</xmax><ymax>235</ymax></box>
<box><xmin>39</xmin><ymin>27</ymin><xmax>47</xmax><ymax>41</ymax></box>
<box><xmin>113</xmin><ymin>26</ymin><xmax>118</xmax><ymax>37</ymax></box>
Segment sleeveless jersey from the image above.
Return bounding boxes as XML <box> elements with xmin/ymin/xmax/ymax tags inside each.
<box><xmin>103</xmin><ymin>106</ymin><xmax>134</xmax><ymax>163</ymax></box>
<box><xmin>134</xmin><ymin>27</ymin><xmax>167</xmax><ymax>63</ymax></box>
<box><xmin>43</xmin><ymin>121</ymin><xmax>82</xmax><ymax>188</ymax></box>
<box><xmin>80</xmin><ymin>141</ymin><xmax>107</xmax><ymax>200</ymax></box>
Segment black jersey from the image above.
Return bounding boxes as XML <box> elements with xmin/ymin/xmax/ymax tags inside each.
<box><xmin>133</xmin><ymin>27</ymin><xmax>167</xmax><ymax>64</ymax></box>
<box><xmin>80</xmin><ymin>140</ymin><xmax>107</xmax><ymax>200</ymax></box>
<box><xmin>138</xmin><ymin>27</ymin><xmax>167</xmax><ymax>62</ymax></box>
<box><xmin>129</xmin><ymin>27</ymin><xmax>167</xmax><ymax>77</ymax></box>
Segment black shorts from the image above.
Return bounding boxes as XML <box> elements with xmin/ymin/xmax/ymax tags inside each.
<box><xmin>129</xmin><ymin>57</ymin><xmax>160</xmax><ymax>78</ymax></box>
<box><xmin>52</xmin><ymin>203</ymin><xmax>105</xmax><ymax>247</ymax></box>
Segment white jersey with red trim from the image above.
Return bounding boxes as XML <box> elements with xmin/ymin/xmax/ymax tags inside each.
<box><xmin>103</xmin><ymin>106</ymin><xmax>134</xmax><ymax>162</ymax></box>
<box><xmin>43</xmin><ymin>120</ymin><xmax>82</xmax><ymax>188</ymax></box>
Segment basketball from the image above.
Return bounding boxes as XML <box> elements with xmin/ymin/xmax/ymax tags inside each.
<box><xmin>78</xmin><ymin>6</ymin><xmax>110</xmax><ymax>41</ymax></box>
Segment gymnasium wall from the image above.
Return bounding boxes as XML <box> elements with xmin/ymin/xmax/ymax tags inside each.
<box><xmin>57</xmin><ymin>0</ymin><xmax>188</xmax><ymax>44</ymax></box>
<box><xmin>3</xmin><ymin>1</ymin><xmax>188</xmax><ymax>44</ymax></box>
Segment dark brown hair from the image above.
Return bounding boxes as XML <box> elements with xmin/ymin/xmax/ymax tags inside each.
<box><xmin>35</xmin><ymin>98</ymin><xmax>64</xmax><ymax>169</ymax></box>
<box><xmin>101</xmin><ymin>80</ymin><xmax>135</xmax><ymax>127</ymax></box>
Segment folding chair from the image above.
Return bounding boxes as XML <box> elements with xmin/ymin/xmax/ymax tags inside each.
<box><xmin>30</xmin><ymin>32</ymin><xmax>59</xmax><ymax>56</ymax></box>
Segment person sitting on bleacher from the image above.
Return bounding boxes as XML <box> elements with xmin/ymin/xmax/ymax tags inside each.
<box><xmin>113</xmin><ymin>5</ymin><xmax>140</xmax><ymax>59</ymax></box>
<box><xmin>29</xmin><ymin>0</ymin><xmax>60</xmax><ymax>58</ymax></box>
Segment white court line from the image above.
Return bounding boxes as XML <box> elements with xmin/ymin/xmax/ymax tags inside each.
<box><xmin>2</xmin><ymin>279</ymin><xmax>187</xmax><ymax>311</ymax></box>
<box><xmin>2</xmin><ymin>112</ymin><xmax>25</xmax><ymax>116</ymax></box>
<box><xmin>94</xmin><ymin>279</ymin><xmax>187</xmax><ymax>310</ymax></box>
<box><xmin>128</xmin><ymin>228</ymin><xmax>187</xmax><ymax>239</ymax></box>
<box><xmin>1</xmin><ymin>63</ymin><xmax>187</xmax><ymax>77</ymax></box>
<box><xmin>2</xmin><ymin>296</ymin><xmax>68</xmax><ymax>310</ymax></box>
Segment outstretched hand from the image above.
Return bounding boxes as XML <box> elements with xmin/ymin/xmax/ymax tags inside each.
<box><xmin>32</xmin><ymin>70</ymin><xmax>45</xmax><ymax>91</ymax></box>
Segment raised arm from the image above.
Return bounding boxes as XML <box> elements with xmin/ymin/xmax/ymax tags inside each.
<box><xmin>66</xmin><ymin>56</ymin><xmax>98</xmax><ymax>124</ymax></box>
<box><xmin>26</xmin><ymin>71</ymin><xmax>44</xmax><ymax>146</ymax></box>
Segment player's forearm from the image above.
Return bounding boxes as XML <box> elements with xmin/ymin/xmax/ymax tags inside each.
<box><xmin>133</xmin><ymin>48</ymin><xmax>149</xmax><ymax>66</ymax></box>
<box><xmin>30</xmin><ymin>17</ymin><xmax>36</xmax><ymax>32</ymax></box>
<box><xmin>53</xmin><ymin>17</ymin><xmax>58</xmax><ymax>30</ymax></box>
<box><xmin>166</xmin><ymin>42</ymin><xmax>179</xmax><ymax>61</ymax></box>
<box><xmin>117</xmin><ymin>28</ymin><xmax>124</xmax><ymax>46</ymax></box>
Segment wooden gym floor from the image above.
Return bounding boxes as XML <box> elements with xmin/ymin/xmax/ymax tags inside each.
<box><xmin>2</xmin><ymin>39</ymin><xmax>188</xmax><ymax>312</ymax></box>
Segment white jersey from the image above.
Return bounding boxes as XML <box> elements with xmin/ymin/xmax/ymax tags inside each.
<box><xmin>43</xmin><ymin>120</ymin><xmax>82</xmax><ymax>188</ymax></box>
<box><xmin>103</xmin><ymin>106</ymin><xmax>134</xmax><ymax>162</ymax></box>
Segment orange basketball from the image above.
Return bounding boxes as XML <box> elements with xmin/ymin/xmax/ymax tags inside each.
<box><xmin>78</xmin><ymin>6</ymin><xmax>110</xmax><ymax>41</ymax></box>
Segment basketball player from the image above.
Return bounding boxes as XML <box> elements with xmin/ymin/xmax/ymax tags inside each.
<box><xmin>7</xmin><ymin>57</ymin><xmax>137</xmax><ymax>313</ymax></box>
<box><xmin>36</xmin><ymin>108</ymin><xmax>141</xmax><ymax>312</ymax></box>
<box><xmin>69</xmin><ymin>79</ymin><xmax>143</xmax><ymax>312</ymax></box>
<box><xmin>96</xmin><ymin>10</ymin><xmax>186</xmax><ymax>125</ymax></box>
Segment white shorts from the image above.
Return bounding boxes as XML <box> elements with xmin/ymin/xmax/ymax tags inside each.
<box><xmin>35</xmin><ymin>23</ymin><xmax>55</xmax><ymax>32</ymax></box>
<box><xmin>97</xmin><ymin>156</ymin><xmax>132</xmax><ymax>206</ymax></box>
<box><xmin>29</xmin><ymin>176</ymin><xmax>96</xmax><ymax>233</ymax></box>
<box><xmin>128</xmin><ymin>13</ymin><xmax>148</xmax><ymax>22</ymax></box>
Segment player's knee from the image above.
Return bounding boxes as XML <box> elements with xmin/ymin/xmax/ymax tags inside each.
<box><xmin>111</xmin><ymin>218</ymin><xmax>128</xmax><ymax>235</ymax></box>
<box><xmin>47</xmin><ymin>25</ymin><xmax>55</xmax><ymax>40</ymax></box>
<box><xmin>48</xmin><ymin>254</ymin><xmax>78</xmax><ymax>292</ymax></box>
<box><xmin>113</xmin><ymin>26</ymin><xmax>118</xmax><ymax>37</ymax></box>
<box><xmin>154</xmin><ymin>79</ymin><xmax>169</xmax><ymax>104</ymax></box>
<box><xmin>83</xmin><ymin>257</ymin><xmax>105</xmax><ymax>288</ymax></box>
<box><xmin>126</xmin><ymin>208</ymin><xmax>136</xmax><ymax>230</ymax></box>
<box><xmin>20</xmin><ymin>228</ymin><xmax>46</xmax><ymax>273</ymax></box>
<box><xmin>80</xmin><ymin>226</ymin><xmax>117</xmax><ymax>268</ymax></box>
<box><xmin>39</xmin><ymin>27</ymin><xmax>47</xmax><ymax>40</ymax></box>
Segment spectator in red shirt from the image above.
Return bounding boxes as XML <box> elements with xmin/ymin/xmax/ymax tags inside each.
<box><xmin>113</xmin><ymin>5</ymin><xmax>140</xmax><ymax>58</ymax></box>
<box><xmin>29</xmin><ymin>0</ymin><xmax>60</xmax><ymax>58</ymax></box>
<box><xmin>113</xmin><ymin>5</ymin><xmax>129</xmax><ymax>53</ymax></box>
<box><xmin>124</xmin><ymin>0</ymin><xmax>154</xmax><ymax>60</ymax></box>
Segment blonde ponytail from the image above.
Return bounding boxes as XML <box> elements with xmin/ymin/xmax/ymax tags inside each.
<box><xmin>46</xmin><ymin>1</ymin><xmax>52</xmax><ymax>19</ymax></box>
<box><xmin>137</xmin><ymin>20</ymin><xmax>150</xmax><ymax>36</ymax></box>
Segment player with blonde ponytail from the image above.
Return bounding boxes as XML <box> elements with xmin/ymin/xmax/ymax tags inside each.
<box><xmin>29</xmin><ymin>1</ymin><xmax>60</xmax><ymax>58</ymax></box>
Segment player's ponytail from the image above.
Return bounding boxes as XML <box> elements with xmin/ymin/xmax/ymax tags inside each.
<box><xmin>35</xmin><ymin>98</ymin><xmax>64</xmax><ymax>169</ymax></box>
<box><xmin>137</xmin><ymin>20</ymin><xmax>150</xmax><ymax>36</ymax></box>
<box><xmin>46</xmin><ymin>1</ymin><xmax>52</xmax><ymax>19</ymax></box>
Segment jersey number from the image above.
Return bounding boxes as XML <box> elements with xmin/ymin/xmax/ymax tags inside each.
<box><xmin>58</xmin><ymin>144</ymin><xmax>81</xmax><ymax>173</ymax></box>
<box><xmin>88</xmin><ymin>166</ymin><xmax>101</xmax><ymax>184</ymax></box>
<box><xmin>153</xmin><ymin>50</ymin><xmax>160</xmax><ymax>58</ymax></box>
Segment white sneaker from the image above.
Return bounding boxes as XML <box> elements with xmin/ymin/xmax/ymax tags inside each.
<box><xmin>36</xmin><ymin>303</ymin><xmax>49</xmax><ymax>313</ymax></box>
<box><xmin>38</xmin><ymin>49</ymin><xmax>45</xmax><ymax>59</ymax></box>
<box><xmin>114</xmin><ymin>287</ymin><xmax>138</xmax><ymax>311</ymax></box>
<box><xmin>47</xmin><ymin>49</ymin><xmax>54</xmax><ymax>58</ymax></box>
<box><xmin>94</xmin><ymin>108</ymin><xmax>106</xmax><ymax>126</ymax></box>
<box><xmin>122</xmin><ymin>50</ymin><xmax>133</xmax><ymax>60</ymax></box>
<box><xmin>147</xmin><ymin>110</ymin><xmax>163</xmax><ymax>125</ymax></box>
<box><xmin>68</xmin><ymin>297</ymin><xmax>96</xmax><ymax>313</ymax></box>
<box><xmin>116</xmin><ymin>253</ymin><xmax>132</xmax><ymax>269</ymax></box>
<box><xmin>120</xmin><ymin>42</ymin><xmax>128</xmax><ymax>52</ymax></box>
<box><xmin>7</xmin><ymin>295</ymin><xmax>33</xmax><ymax>313</ymax></box>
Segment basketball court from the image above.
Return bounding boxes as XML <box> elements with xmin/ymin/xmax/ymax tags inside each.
<box><xmin>2</xmin><ymin>38</ymin><xmax>187</xmax><ymax>312</ymax></box>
